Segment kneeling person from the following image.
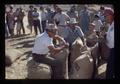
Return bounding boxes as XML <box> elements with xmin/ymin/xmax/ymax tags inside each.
<box><xmin>32</xmin><ymin>24</ymin><xmax>69</xmax><ymax>79</ymax></box>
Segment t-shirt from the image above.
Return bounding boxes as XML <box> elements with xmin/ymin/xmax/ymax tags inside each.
<box><xmin>32</xmin><ymin>31</ymin><xmax>54</xmax><ymax>54</ymax></box>
<box><xmin>93</xmin><ymin>20</ymin><xmax>103</xmax><ymax>31</ymax></box>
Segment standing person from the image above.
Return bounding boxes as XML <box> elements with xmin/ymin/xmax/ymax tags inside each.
<box><xmin>64</xmin><ymin>18</ymin><xmax>85</xmax><ymax>73</ymax></box>
<box><xmin>64</xmin><ymin>18</ymin><xmax>85</xmax><ymax>47</ymax></box>
<box><xmin>98</xmin><ymin>6</ymin><xmax>105</xmax><ymax>23</ymax></box>
<box><xmin>53</xmin><ymin>7</ymin><xmax>70</xmax><ymax>38</ymax></box>
<box><xmin>32</xmin><ymin>8</ymin><xmax>41</xmax><ymax>35</ymax></box>
<box><xmin>39</xmin><ymin>6</ymin><xmax>47</xmax><ymax>32</ymax></box>
<box><xmin>32</xmin><ymin>23</ymin><xmax>69</xmax><ymax>79</ymax></box>
<box><xmin>19</xmin><ymin>8</ymin><xmax>26</xmax><ymax>34</ymax></box>
<box><xmin>28</xmin><ymin>5</ymin><xmax>34</xmax><ymax>34</ymax></box>
<box><xmin>67</xmin><ymin>5</ymin><xmax>78</xmax><ymax>19</ymax></box>
<box><xmin>46</xmin><ymin>7</ymin><xmax>54</xmax><ymax>24</ymax></box>
<box><xmin>93</xmin><ymin>14</ymin><xmax>103</xmax><ymax>37</ymax></box>
<box><xmin>78</xmin><ymin>5</ymin><xmax>90</xmax><ymax>35</ymax></box>
<box><xmin>104</xmin><ymin>8</ymin><xmax>114</xmax><ymax>79</ymax></box>
<box><xmin>6</xmin><ymin>6</ymin><xmax>15</xmax><ymax>37</ymax></box>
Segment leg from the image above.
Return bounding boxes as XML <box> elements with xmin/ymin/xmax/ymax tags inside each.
<box><xmin>32</xmin><ymin>54</ymin><xmax>64</xmax><ymax>79</ymax></box>
<box><xmin>21</xmin><ymin>20</ymin><xmax>25</xmax><ymax>34</ymax></box>
<box><xmin>33</xmin><ymin>20</ymin><xmax>38</xmax><ymax>35</ymax></box>
<box><xmin>37</xmin><ymin>19</ymin><xmax>41</xmax><ymax>34</ymax></box>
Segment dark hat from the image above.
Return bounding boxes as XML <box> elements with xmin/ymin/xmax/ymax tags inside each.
<box><xmin>29</xmin><ymin>5</ymin><xmax>33</xmax><ymax>8</ymax></box>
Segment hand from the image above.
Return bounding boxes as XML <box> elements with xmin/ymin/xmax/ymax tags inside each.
<box><xmin>64</xmin><ymin>43</ymin><xmax>69</xmax><ymax>48</ymax></box>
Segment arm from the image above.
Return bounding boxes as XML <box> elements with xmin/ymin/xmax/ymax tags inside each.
<box><xmin>53</xmin><ymin>35</ymin><xmax>67</xmax><ymax>45</ymax></box>
<box><xmin>48</xmin><ymin>44</ymin><xmax>68</xmax><ymax>55</ymax></box>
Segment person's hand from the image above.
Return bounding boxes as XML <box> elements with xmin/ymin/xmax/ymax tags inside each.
<box><xmin>64</xmin><ymin>43</ymin><xmax>69</xmax><ymax>48</ymax></box>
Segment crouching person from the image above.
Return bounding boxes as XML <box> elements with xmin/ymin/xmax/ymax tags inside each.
<box><xmin>32</xmin><ymin>23</ymin><xmax>69</xmax><ymax>79</ymax></box>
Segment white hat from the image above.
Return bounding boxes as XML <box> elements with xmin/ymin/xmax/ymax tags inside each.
<box><xmin>46</xmin><ymin>24</ymin><xmax>58</xmax><ymax>30</ymax></box>
<box><xmin>68</xmin><ymin>18</ymin><xmax>78</xmax><ymax>24</ymax></box>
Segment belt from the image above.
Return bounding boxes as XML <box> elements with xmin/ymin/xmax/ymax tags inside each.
<box><xmin>32</xmin><ymin>53</ymin><xmax>47</xmax><ymax>63</ymax></box>
<box><xmin>32</xmin><ymin>53</ymin><xmax>47</xmax><ymax>56</ymax></box>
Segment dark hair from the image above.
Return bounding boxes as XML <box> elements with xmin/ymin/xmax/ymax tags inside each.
<box><xmin>100</xmin><ymin>6</ymin><xmax>105</xmax><ymax>10</ymax></box>
<box><xmin>29</xmin><ymin>5</ymin><xmax>33</xmax><ymax>8</ymax></box>
<box><xmin>94</xmin><ymin>14</ymin><xmax>99</xmax><ymax>18</ymax></box>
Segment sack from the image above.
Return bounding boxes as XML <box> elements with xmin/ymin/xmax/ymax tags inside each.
<box><xmin>27</xmin><ymin>57</ymin><xmax>51</xmax><ymax>79</ymax></box>
<box><xmin>69</xmin><ymin>52</ymin><xmax>94</xmax><ymax>79</ymax></box>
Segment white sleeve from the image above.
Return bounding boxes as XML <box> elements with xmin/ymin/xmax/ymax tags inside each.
<box><xmin>44</xmin><ymin>38</ymin><xmax>54</xmax><ymax>47</ymax></box>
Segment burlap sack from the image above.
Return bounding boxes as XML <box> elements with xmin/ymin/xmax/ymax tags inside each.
<box><xmin>52</xmin><ymin>48</ymin><xmax>69</xmax><ymax>79</ymax></box>
<box><xmin>69</xmin><ymin>52</ymin><xmax>94</xmax><ymax>79</ymax></box>
<box><xmin>69</xmin><ymin>38</ymin><xmax>94</xmax><ymax>79</ymax></box>
<box><xmin>70</xmin><ymin>37</ymin><xmax>84</xmax><ymax>64</ymax></box>
<box><xmin>27</xmin><ymin>57</ymin><xmax>51</xmax><ymax>79</ymax></box>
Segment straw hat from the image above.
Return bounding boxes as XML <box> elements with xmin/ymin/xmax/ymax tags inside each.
<box><xmin>46</xmin><ymin>24</ymin><xmax>58</xmax><ymax>30</ymax></box>
<box><xmin>68</xmin><ymin>18</ymin><xmax>78</xmax><ymax>24</ymax></box>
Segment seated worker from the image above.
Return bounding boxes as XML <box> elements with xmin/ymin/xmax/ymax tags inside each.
<box><xmin>32</xmin><ymin>23</ymin><xmax>69</xmax><ymax>79</ymax></box>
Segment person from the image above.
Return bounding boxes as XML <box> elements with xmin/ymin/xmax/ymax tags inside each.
<box><xmin>85</xmin><ymin>23</ymin><xmax>98</xmax><ymax>47</ymax></box>
<box><xmin>104</xmin><ymin>8</ymin><xmax>114</xmax><ymax>79</ymax></box>
<box><xmin>65</xmin><ymin>18</ymin><xmax>85</xmax><ymax>47</ymax></box>
<box><xmin>67</xmin><ymin>5</ymin><xmax>78</xmax><ymax>19</ymax></box>
<box><xmin>6</xmin><ymin>6</ymin><xmax>15</xmax><ymax>37</ymax></box>
<box><xmin>97</xmin><ymin>6</ymin><xmax>105</xmax><ymax>23</ymax></box>
<box><xmin>17</xmin><ymin>7</ymin><xmax>26</xmax><ymax>34</ymax></box>
<box><xmin>53</xmin><ymin>7</ymin><xmax>70</xmax><ymax>38</ymax></box>
<box><xmin>32</xmin><ymin>8</ymin><xmax>42</xmax><ymax>35</ymax></box>
<box><xmin>64</xmin><ymin>18</ymin><xmax>85</xmax><ymax>73</ymax></box>
<box><xmin>39</xmin><ymin>6</ymin><xmax>47</xmax><ymax>32</ymax></box>
<box><xmin>28</xmin><ymin>5</ymin><xmax>34</xmax><ymax>34</ymax></box>
<box><xmin>93</xmin><ymin>14</ymin><xmax>103</xmax><ymax>37</ymax></box>
<box><xmin>32</xmin><ymin>23</ymin><xmax>69</xmax><ymax>79</ymax></box>
<box><xmin>46</xmin><ymin>7</ymin><xmax>54</xmax><ymax>24</ymax></box>
<box><xmin>78</xmin><ymin>5</ymin><xmax>90</xmax><ymax>35</ymax></box>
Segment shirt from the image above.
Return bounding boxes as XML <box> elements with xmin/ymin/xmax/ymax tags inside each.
<box><xmin>93</xmin><ymin>20</ymin><xmax>103</xmax><ymax>31</ymax></box>
<box><xmin>54</xmin><ymin>13</ymin><xmax>70</xmax><ymax>25</ymax></box>
<box><xmin>106</xmin><ymin>21</ymin><xmax>114</xmax><ymax>48</ymax></box>
<box><xmin>65</xmin><ymin>26</ymin><xmax>84</xmax><ymax>44</ymax></box>
<box><xmin>32</xmin><ymin>31</ymin><xmax>54</xmax><ymax>54</ymax></box>
<box><xmin>32</xmin><ymin>12</ymin><xmax>39</xmax><ymax>20</ymax></box>
<box><xmin>40</xmin><ymin>11</ymin><xmax>47</xmax><ymax>21</ymax></box>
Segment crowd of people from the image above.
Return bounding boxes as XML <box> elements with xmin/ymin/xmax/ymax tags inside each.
<box><xmin>5</xmin><ymin>5</ymin><xmax>114</xmax><ymax>79</ymax></box>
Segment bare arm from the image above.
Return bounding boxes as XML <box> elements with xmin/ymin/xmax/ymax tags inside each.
<box><xmin>53</xmin><ymin>35</ymin><xmax>67</xmax><ymax>45</ymax></box>
<box><xmin>48</xmin><ymin>45</ymin><xmax>67</xmax><ymax>55</ymax></box>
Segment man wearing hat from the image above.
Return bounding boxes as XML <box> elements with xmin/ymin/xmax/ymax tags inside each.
<box><xmin>65</xmin><ymin>18</ymin><xmax>85</xmax><ymax>46</ymax></box>
<box><xmin>104</xmin><ymin>8</ymin><xmax>114</xmax><ymax>79</ymax></box>
<box><xmin>32</xmin><ymin>23</ymin><xmax>69</xmax><ymax>79</ymax></box>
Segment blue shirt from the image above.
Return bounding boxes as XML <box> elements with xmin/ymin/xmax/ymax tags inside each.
<box><xmin>65</xmin><ymin>26</ymin><xmax>84</xmax><ymax>45</ymax></box>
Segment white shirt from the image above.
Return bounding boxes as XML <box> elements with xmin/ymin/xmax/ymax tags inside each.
<box><xmin>32</xmin><ymin>31</ymin><xmax>54</xmax><ymax>54</ymax></box>
<box><xmin>93</xmin><ymin>19</ymin><xmax>103</xmax><ymax>31</ymax></box>
<box><xmin>54</xmin><ymin>13</ymin><xmax>69</xmax><ymax>25</ymax></box>
<box><xmin>106</xmin><ymin>21</ymin><xmax>114</xmax><ymax>48</ymax></box>
<box><xmin>40</xmin><ymin>11</ymin><xmax>47</xmax><ymax>21</ymax></box>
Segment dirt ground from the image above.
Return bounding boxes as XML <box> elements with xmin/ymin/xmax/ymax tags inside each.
<box><xmin>5</xmin><ymin>5</ymin><xmax>108</xmax><ymax>79</ymax></box>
